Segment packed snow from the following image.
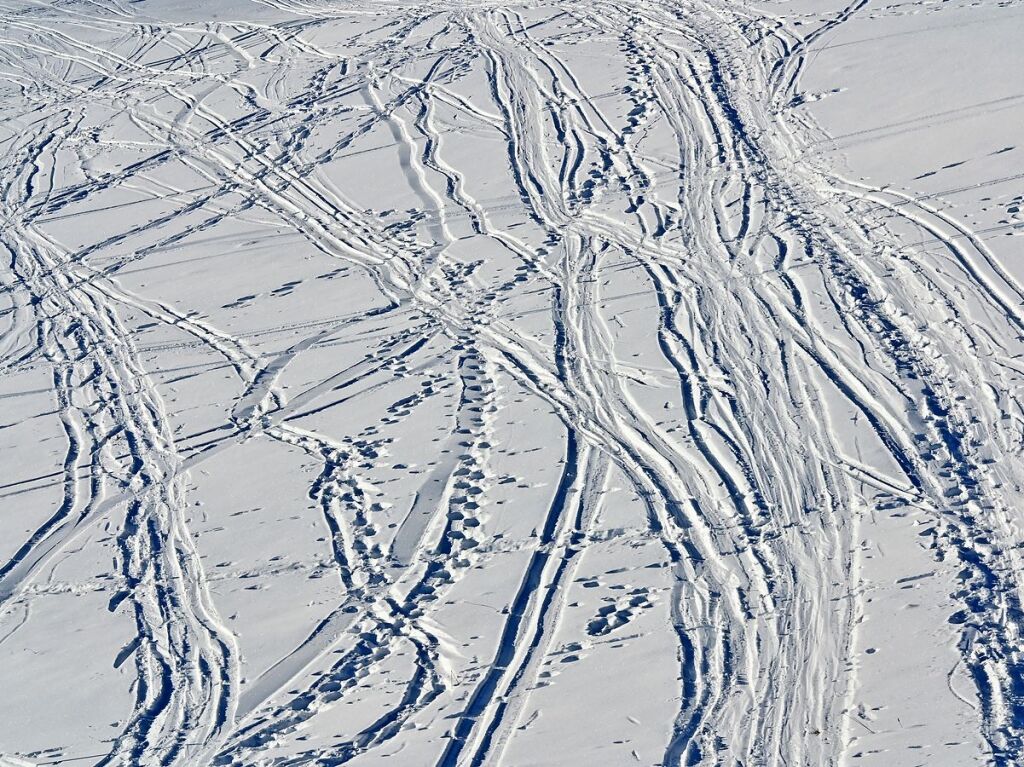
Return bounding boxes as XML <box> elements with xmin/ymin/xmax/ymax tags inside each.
<box><xmin>1</xmin><ymin>0</ymin><xmax>1023</xmax><ymax>765</ymax></box>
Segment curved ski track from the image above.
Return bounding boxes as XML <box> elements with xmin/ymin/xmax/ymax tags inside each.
<box><xmin>1</xmin><ymin>0</ymin><xmax>1023</xmax><ymax>765</ymax></box>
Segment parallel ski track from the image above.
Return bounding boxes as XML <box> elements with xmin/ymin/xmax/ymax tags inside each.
<box><xmin>1</xmin><ymin>0</ymin><xmax>1023</xmax><ymax>765</ymax></box>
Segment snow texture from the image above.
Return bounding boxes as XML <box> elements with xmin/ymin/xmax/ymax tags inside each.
<box><xmin>0</xmin><ymin>0</ymin><xmax>1023</xmax><ymax>765</ymax></box>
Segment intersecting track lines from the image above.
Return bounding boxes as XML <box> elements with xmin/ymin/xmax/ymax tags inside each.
<box><xmin>1</xmin><ymin>0</ymin><xmax>1023</xmax><ymax>766</ymax></box>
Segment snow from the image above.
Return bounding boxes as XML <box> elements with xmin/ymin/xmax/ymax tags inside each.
<box><xmin>1</xmin><ymin>0</ymin><xmax>1023</xmax><ymax>765</ymax></box>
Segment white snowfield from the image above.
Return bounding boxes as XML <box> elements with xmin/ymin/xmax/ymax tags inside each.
<box><xmin>1</xmin><ymin>0</ymin><xmax>1022</xmax><ymax>765</ymax></box>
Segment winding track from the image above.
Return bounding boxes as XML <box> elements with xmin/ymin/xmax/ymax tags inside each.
<box><xmin>1</xmin><ymin>0</ymin><xmax>1023</xmax><ymax>765</ymax></box>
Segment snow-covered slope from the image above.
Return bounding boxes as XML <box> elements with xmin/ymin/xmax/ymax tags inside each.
<box><xmin>1</xmin><ymin>1</ymin><xmax>1022</xmax><ymax>765</ymax></box>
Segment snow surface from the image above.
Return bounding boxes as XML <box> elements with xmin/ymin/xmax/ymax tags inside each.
<box><xmin>1</xmin><ymin>0</ymin><xmax>1023</xmax><ymax>765</ymax></box>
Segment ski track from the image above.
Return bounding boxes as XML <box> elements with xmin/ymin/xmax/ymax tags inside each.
<box><xmin>0</xmin><ymin>0</ymin><xmax>1023</xmax><ymax>765</ymax></box>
